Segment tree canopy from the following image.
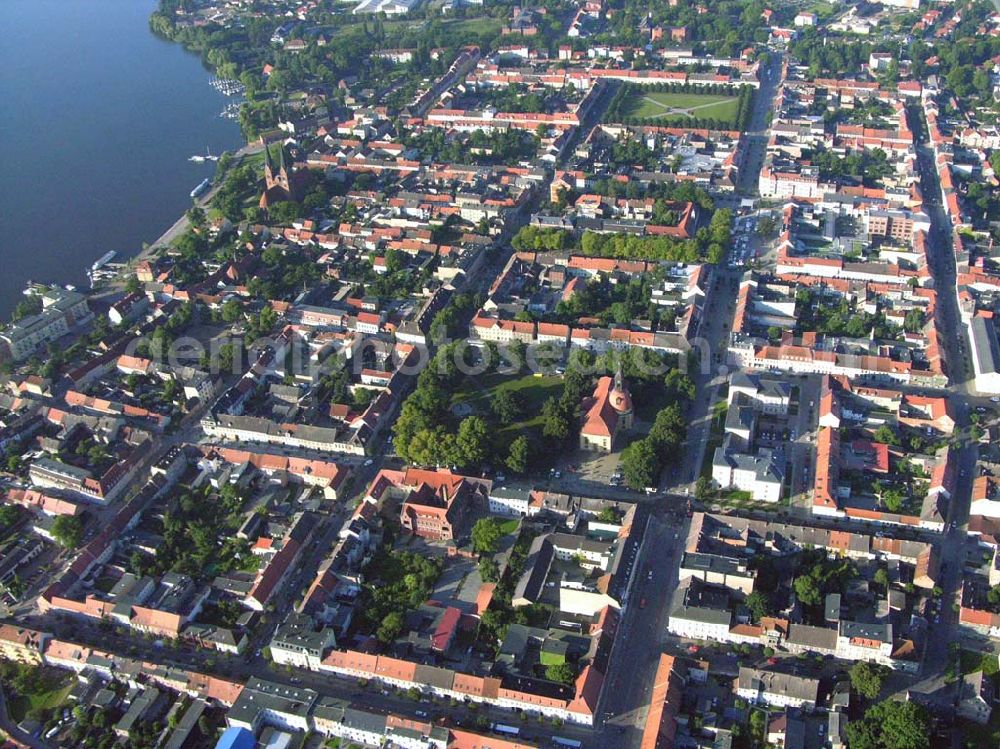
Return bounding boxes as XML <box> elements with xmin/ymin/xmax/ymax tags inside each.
<box><xmin>471</xmin><ymin>518</ymin><xmax>504</xmax><ymax>555</ymax></box>
<box><xmin>849</xmin><ymin>662</ymin><xmax>888</xmax><ymax>700</ymax></box>
<box><xmin>845</xmin><ymin>699</ymin><xmax>931</xmax><ymax>749</ymax></box>
<box><xmin>51</xmin><ymin>515</ymin><xmax>84</xmax><ymax>549</ymax></box>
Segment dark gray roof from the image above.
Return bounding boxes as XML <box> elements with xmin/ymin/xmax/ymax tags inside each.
<box><xmin>512</xmin><ymin>534</ymin><xmax>553</xmax><ymax>605</ymax></box>
<box><xmin>825</xmin><ymin>593</ymin><xmax>841</xmax><ymax>622</ymax></box>
<box><xmin>786</xmin><ymin>623</ymin><xmax>837</xmax><ymax>652</ymax></box>
<box><xmin>414</xmin><ymin>663</ymin><xmax>456</xmax><ymax>690</ymax></box>
<box><xmin>343</xmin><ymin>707</ymin><xmax>388</xmax><ymax>735</ymax></box>
<box><xmin>737</xmin><ymin>667</ymin><xmax>819</xmax><ymax>704</ymax></box>
<box><xmin>839</xmin><ymin>620</ymin><xmax>891</xmax><ymax>643</ymax></box>
<box><xmin>681</xmin><ymin>552</ymin><xmax>750</xmax><ymax>577</ymax></box>
<box><xmin>228</xmin><ymin>678</ymin><xmax>318</xmax><ymax>725</ymax></box>
<box><xmin>970</xmin><ymin>317</ymin><xmax>999</xmax><ymax>376</ymax></box>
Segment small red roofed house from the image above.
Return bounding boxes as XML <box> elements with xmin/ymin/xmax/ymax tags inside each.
<box><xmin>431</xmin><ymin>606</ymin><xmax>462</xmax><ymax>652</ymax></box>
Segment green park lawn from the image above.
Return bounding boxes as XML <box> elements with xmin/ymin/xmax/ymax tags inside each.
<box><xmin>452</xmin><ymin>372</ymin><xmax>564</xmax><ymax>446</ymax></box>
<box><xmin>622</xmin><ymin>91</ymin><xmax>740</xmax><ymax>124</ymax></box>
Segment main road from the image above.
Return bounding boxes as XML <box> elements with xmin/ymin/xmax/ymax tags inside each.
<box><xmin>902</xmin><ymin>102</ymin><xmax>981</xmax><ymax>700</ymax></box>
<box><xmin>586</xmin><ymin>52</ymin><xmax>786</xmax><ymax>749</ymax></box>
<box><xmin>663</xmin><ymin>51</ymin><xmax>784</xmax><ymax>498</ymax></box>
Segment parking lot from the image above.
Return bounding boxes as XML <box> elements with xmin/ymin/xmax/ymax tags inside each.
<box><xmin>729</xmin><ymin>209</ymin><xmax>781</xmax><ymax>270</ymax></box>
<box><xmin>547</xmin><ymin>447</ymin><xmax>651</xmax><ymax>500</ymax></box>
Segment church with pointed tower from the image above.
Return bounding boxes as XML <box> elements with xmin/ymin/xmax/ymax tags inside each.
<box><xmin>259</xmin><ymin>144</ymin><xmax>310</xmax><ymax>210</ymax></box>
<box><xmin>579</xmin><ymin>364</ymin><xmax>634</xmax><ymax>453</ymax></box>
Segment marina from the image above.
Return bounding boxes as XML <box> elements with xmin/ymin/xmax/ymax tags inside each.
<box><xmin>220</xmin><ymin>101</ymin><xmax>243</xmax><ymax>120</ymax></box>
<box><xmin>189</xmin><ymin>145</ymin><xmax>219</xmax><ymax>163</ymax></box>
<box><xmin>209</xmin><ymin>77</ymin><xmax>245</xmax><ymax>96</ymax></box>
<box><xmin>87</xmin><ymin>250</ymin><xmax>120</xmax><ymax>287</ymax></box>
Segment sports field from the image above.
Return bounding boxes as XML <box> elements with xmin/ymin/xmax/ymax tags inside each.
<box><xmin>621</xmin><ymin>91</ymin><xmax>740</xmax><ymax>123</ymax></box>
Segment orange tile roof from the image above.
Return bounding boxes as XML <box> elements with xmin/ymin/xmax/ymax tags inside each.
<box><xmin>640</xmin><ymin>655</ymin><xmax>682</xmax><ymax>749</ymax></box>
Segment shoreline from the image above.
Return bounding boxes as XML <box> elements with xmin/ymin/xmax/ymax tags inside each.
<box><xmin>1</xmin><ymin>0</ymin><xmax>245</xmax><ymax>314</ymax></box>
<box><xmin>125</xmin><ymin>141</ymin><xmax>262</xmax><ymax>273</ymax></box>
<box><xmin>117</xmin><ymin>6</ymin><xmax>255</xmax><ymax>278</ymax></box>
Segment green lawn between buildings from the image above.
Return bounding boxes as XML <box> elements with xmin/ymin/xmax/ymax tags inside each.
<box><xmin>451</xmin><ymin>372</ymin><xmax>564</xmax><ymax>448</ymax></box>
<box><xmin>7</xmin><ymin>679</ymin><xmax>73</xmax><ymax>724</ymax></box>
<box><xmin>621</xmin><ymin>91</ymin><xmax>740</xmax><ymax>124</ymax></box>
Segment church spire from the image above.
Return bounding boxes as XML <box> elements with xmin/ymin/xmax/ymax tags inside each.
<box><xmin>614</xmin><ymin>361</ymin><xmax>626</xmax><ymax>393</ymax></box>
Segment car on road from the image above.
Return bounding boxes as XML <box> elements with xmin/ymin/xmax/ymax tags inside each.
<box><xmin>992</xmin><ymin>397</ymin><xmax>1000</xmax><ymax>403</ymax></box>
<box><xmin>363</xmin><ymin>459</ymin><xmax>374</xmax><ymax>467</ymax></box>
<box><xmin>639</xmin><ymin>598</ymin><xmax>647</xmax><ymax>609</ymax></box>
<box><xmin>687</xmin><ymin>645</ymin><xmax>700</xmax><ymax>654</ymax></box>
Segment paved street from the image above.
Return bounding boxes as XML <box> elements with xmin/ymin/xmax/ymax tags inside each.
<box><xmin>900</xmin><ymin>103</ymin><xmax>981</xmax><ymax>704</ymax></box>
<box><xmin>598</xmin><ymin>513</ymin><xmax>689</xmax><ymax>744</ymax></box>
<box><xmin>664</xmin><ymin>53</ymin><xmax>785</xmax><ymax>500</ymax></box>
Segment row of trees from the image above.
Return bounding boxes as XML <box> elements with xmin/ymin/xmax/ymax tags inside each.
<box><xmin>512</xmin><ymin>207</ymin><xmax>732</xmax><ymax>265</ymax></box>
<box><xmin>576</xmin><ymin>207</ymin><xmax>732</xmax><ymax>264</ymax></box>
<box><xmin>511</xmin><ymin>226</ymin><xmax>573</xmax><ymax>252</ymax></box>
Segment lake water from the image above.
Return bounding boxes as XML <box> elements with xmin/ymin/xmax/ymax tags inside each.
<box><xmin>0</xmin><ymin>0</ymin><xmax>243</xmax><ymax>316</ymax></box>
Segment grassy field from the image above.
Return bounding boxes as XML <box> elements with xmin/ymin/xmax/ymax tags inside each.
<box><xmin>454</xmin><ymin>372</ymin><xmax>562</xmax><ymax>414</ymax></box>
<box><xmin>497</xmin><ymin>518</ymin><xmax>521</xmax><ymax>536</ymax></box>
<box><xmin>622</xmin><ymin>91</ymin><xmax>740</xmax><ymax>124</ymax></box>
<box><xmin>452</xmin><ymin>372</ymin><xmax>564</xmax><ymax>446</ymax></box>
<box><xmin>7</xmin><ymin>679</ymin><xmax>72</xmax><ymax>723</ymax></box>
<box><xmin>442</xmin><ymin>16</ymin><xmax>503</xmax><ymax>37</ymax></box>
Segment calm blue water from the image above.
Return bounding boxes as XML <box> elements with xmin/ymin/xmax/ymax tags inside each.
<box><xmin>0</xmin><ymin>0</ymin><xmax>242</xmax><ymax>316</ymax></box>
